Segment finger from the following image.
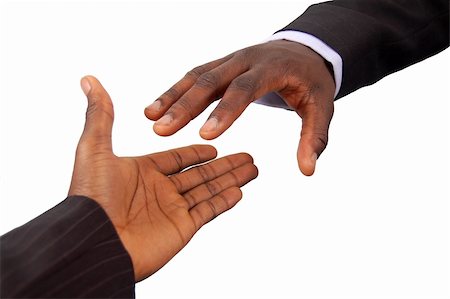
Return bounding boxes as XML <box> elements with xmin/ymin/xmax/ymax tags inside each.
<box><xmin>170</xmin><ymin>153</ymin><xmax>254</xmax><ymax>193</ymax></box>
<box><xmin>296</xmin><ymin>99</ymin><xmax>334</xmax><ymax>176</ymax></box>
<box><xmin>152</xmin><ymin>57</ymin><xmax>248</xmax><ymax>137</ymax></box>
<box><xmin>183</xmin><ymin>162</ymin><xmax>258</xmax><ymax>209</ymax></box>
<box><xmin>144</xmin><ymin>55</ymin><xmax>232</xmax><ymax>121</ymax></box>
<box><xmin>142</xmin><ymin>144</ymin><xmax>217</xmax><ymax>175</ymax></box>
<box><xmin>79</xmin><ymin>75</ymin><xmax>114</xmax><ymax>151</ymax></box>
<box><xmin>199</xmin><ymin>68</ymin><xmax>278</xmax><ymax>140</ymax></box>
<box><xmin>189</xmin><ymin>187</ymin><xmax>242</xmax><ymax>230</ymax></box>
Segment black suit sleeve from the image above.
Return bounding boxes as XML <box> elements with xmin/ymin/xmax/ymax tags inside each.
<box><xmin>0</xmin><ymin>196</ymin><xmax>135</xmax><ymax>298</ymax></box>
<box><xmin>279</xmin><ymin>0</ymin><xmax>449</xmax><ymax>99</ymax></box>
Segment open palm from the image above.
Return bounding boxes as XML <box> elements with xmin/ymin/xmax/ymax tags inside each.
<box><xmin>69</xmin><ymin>76</ymin><xmax>258</xmax><ymax>281</ymax></box>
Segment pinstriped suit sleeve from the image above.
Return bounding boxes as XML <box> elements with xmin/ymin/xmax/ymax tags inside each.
<box><xmin>0</xmin><ymin>196</ymin><xmax>135</xmax><ymax>298</ymax></box>
<box><xmin>279</xmin><ymin>0</ymin><xmax>449</xmax><ymax>99</ymax></box>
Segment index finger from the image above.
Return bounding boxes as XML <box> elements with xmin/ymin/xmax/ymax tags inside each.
<box><xmin>139</xmin><ymin>144</ymin><xmax>217</xmax><ymax>175</ymax></box>
<box><xmin>144</xmin><ymin>56</ymin><xmax>231</xmax><ymax>121</ymax></box>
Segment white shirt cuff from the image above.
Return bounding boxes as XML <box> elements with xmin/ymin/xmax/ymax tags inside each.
<box><xmin>255</xmin><ymin>30</ymin><xmax>343</xmax><ymax>110</ymax></box>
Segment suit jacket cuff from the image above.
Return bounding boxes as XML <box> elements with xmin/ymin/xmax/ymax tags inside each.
<box><xmin>268</xmin><ymin>30</ymin><xmax>342</xmax><ymax>98</ymax></box>
<box><xmin>1</xmin><ymin>196</ymin><xmax>135</xmax><ymax>298</ymax></box>
<box><xmin>254</xmin><ymin>31</ymin><xmax>342</xmax><ymax>110</ymax></box>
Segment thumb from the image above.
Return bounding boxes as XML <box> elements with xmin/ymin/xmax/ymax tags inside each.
<box><xmin>296</xmin><ymin>101</ymin><xmax>333</xmax><ymax>176</ymax></box>
<box><xmin>79</xmin><ymin>75</ymin><xmax>114</xmax><ymax>151</ymax></box>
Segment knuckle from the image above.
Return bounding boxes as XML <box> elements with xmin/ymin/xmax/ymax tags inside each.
<box><xmin>196</xmin><ymin>163</ymin><xmax>217</xmax><ymax>181</ymax></box>
<box><xmin>190</xmin><ymin>146</ymin><xmax>202</xmax><ymax>163</ymax></box>
<box><xmin>218</xmin><ymin>193</ymin><xmax>230</xmax><ymax>209</ymax></box>
<box><xmin>302</xmin><ymin>131</ymin><xmax>329</xmax><ymax>153</ymax></box>
<box><xmin>171</xmin><ymin>176</ymin><xmax>183</xmax><ymax>191</ymax></box>
<box><xmin>236</xmin><ymin>46</ymin><xmax>258</xmax><ymax>60</ymax></box>
<box><xmin>214</xmin><ymin>100</ymin><xmax>237</xmax><ymax>114</ymax></box>
<box><xmin>204</xmin><ymin>163</ymin><xmax>218</xmax><ymax>178</ymax></box>
<box><xmin>205</xmin><ymin>181</ymin><xmax>218</xmax><ymax>196</ymax></box>
<box><xmin>173</xmin><ymin>97</ymin><xmax>194</xmax><ymax>120</ymax></box>
<box><xmin>229</xmin><ymin>76</ymin><xmax>257</xmax><ymax>93</ymax></box>
<box><xmin>185</xmin><ymin>65</ymin><xmax>205</xmax><ymax>80</ymax></box>
<box><xmin>85</xmin><ymin>101</ymin><xmax>97</xmax><ymax>119</ymax></box>
<box><xmin>86</xmin><ymin>98</ymin><xmax>113</xmax><ymax>120</ymax></box>
<box><xmin>206</xmin><ymin>201</ymin><xmax>218</xmax><ymax>218</ymax></box>
<box><xmin>229</xmin><ymin>170</ymin><xmax>241</xmax><ymax>186</ymax></box>
<box><xmin>185</xmin><ymin>192</ymin><xmax>196</xmax><ymax>207</ymax></box>
<box><xmin>170</xmin><ymin>151</ymin><xmax>183</xmax><ymax>171</ymax></box>
<box><xmin>224</xmin><ymin>156</ymin><xmax>237</xmax><ymax>168</ymax></box>
<box><xmin>197</xmin><ymin>165</ymin><xmax>211</xmax><ymax>181</ymax></box>
<box><xmin>175</xmin><ymin>97</ymin><xmax>192</xmax><ymax>112</ymax></box>
<box><xmin>163</xmin><ymin>87</ymin><xmax>180</xmax><ymax>100</ymax></box>
<box><xmin>195</xmin><ymin>72</ymin><xmax>219</xmax><ymax>89</ymax></box>
<box><xmin>316</xmin><ymin>134</ymin><xmax>329</xmax><ymax>151</ymax></box>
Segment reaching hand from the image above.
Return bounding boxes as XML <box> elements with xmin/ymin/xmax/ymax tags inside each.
<box><xmin>145</xmin><ymin>40</ymin><xmax>335</xmax><ymax>175</ymax></box>
<box><xmin>69</xmin><ymin>76</ymin><xmax>258</xmax><ymax>282</ymax></box>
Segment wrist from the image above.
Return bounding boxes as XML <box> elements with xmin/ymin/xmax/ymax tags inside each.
<box><xmin>267</xmin><ymin>30</ymin><xmax>342</xmax><ymax>98</ymax></box>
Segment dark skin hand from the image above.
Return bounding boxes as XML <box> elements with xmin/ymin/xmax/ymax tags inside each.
<box><xmin>70</xmin><ymin>76</ymin><xmax>258</xmax><ymax>282</ymax></box>
<box><xmin>145</xmin><ymin>40</ymin><xmax>335</xmax><ymax>175</ymax></box>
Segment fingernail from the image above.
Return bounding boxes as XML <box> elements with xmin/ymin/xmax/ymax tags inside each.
<box><xmin>155</xmin><ymin>114</ymin><xmax>173</xmax><ymax>126</ymax></box>
<box><xmin>146</xmin><ymin>100</ymin><xmax>161</xmax><ymax>112</ymax></box>
<box><xmin>311</xmin><ymin>152</ymin><xmax>318</xmax><ymax>164</ymax></box>
<box><xmin>201</xmin><ymin>117</ymin><xmax>219</xmax><ymax>132</ymax></box>
<box><xmin>80</xmin><ymin>78</ymin><xmax>91</xmax><ymax>96</ymax></box>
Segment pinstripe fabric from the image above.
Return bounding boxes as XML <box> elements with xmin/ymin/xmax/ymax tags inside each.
<box><xmin>0</xmin><ymin>196</ymin><xmax>135</xmax><ymax>298</ymax></box>
<box><xmin>279</xmin><ymin>0</ymin><xmax>449</xmax><ymax>99</ymax></box>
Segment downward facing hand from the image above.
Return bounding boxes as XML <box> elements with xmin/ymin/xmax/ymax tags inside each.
<box><xmin>145</xmin><ymin>40</ymin><xmax>335</xmax><ymax>175</ymax></box>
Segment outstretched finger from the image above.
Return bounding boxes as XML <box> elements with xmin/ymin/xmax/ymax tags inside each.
<box><xmin>142</xmin><ymin>144</ymin><xmax>217</xmax><ymax>175</ymax></box>
<box><xmin>151</xmin><ymin>57</ymin><xmax>248</xmax><ymax>137</ymax></box>
<box><xmin>183</xmin><ymin>162</ymin><xmax>257</xmax><ymax>209</ymax></box>
<box><xmin>170</xmin><ymin>153</ymin><xmax>254</xmax><ymax>194</ymax></box>
<box><xmin>189</xmin><ymin>187</ymin><xmax>242</xmax><ymax>230</ymax></box>
<box><xmin>199</xmin><ymin>68</ymin><xmax>278</xmax><ymax>140</ymax></box>
<box><xmin>145</xmin><ymin>55</ymin><xmax>232</xmax><ymax>121</ymax></box>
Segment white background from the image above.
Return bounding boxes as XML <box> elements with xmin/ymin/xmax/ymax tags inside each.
<box><xmin>1</xmin><ymin>1</ymin><xmax>449</xmax><ymax>298</ymax></box>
